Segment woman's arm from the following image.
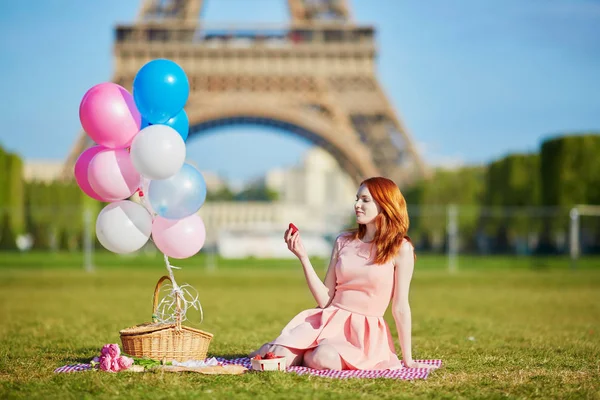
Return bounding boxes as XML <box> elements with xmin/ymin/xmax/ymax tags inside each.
<box><xmin>286</xmin><ymin>230</ymin><xmax>338</xmax><ymax>308</ymax></box>
<box><xmin>391</xmin><ymin>240</ymin><xmax>435</xmax><ymax>369</ymax></box>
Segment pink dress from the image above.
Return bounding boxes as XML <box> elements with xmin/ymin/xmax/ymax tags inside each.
<box><xmin>270</xmin><ymin>234</ymin><xmax>404</xmax><ymax>370</ymax></box>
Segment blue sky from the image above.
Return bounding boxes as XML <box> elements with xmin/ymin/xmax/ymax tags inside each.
<box><xmin>1</xmin><ymin>0</ymin><xmax>599</xmax><ymax>185</ymax></box>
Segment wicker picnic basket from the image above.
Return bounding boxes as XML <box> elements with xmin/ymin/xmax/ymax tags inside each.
<box><xmin>119</xmin><ymin>275</ymin><xmax>213</xmax><ymax>362</ymax></box>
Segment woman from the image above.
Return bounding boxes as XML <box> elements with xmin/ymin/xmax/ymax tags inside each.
<box><xmin>250</xmin><ymin>177</ymin><xmax>437</xmax><ymax>370</ymax></box>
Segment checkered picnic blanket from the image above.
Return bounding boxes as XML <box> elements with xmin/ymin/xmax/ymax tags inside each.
<box><xmin>54</xmin><ymin>364</ymin><xmax>93</xmax><ymax>373</ymax></box>
<box><xmin>218</xmin><ymin>357</ymin><xmax>442</xmax><ymax>380</ymax></box>
<box><xmin>54</xmin><ymin>357</ymin><xmax>442</xmax><ymax>380</ymax></box>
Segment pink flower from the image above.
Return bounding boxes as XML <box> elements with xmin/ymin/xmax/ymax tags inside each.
<box><xmin>99</xmin><ymin>355</ymin><xmax>113</xmax><ymax>372</ymax></box>
<box><xmin>111</xmin><ymin>358</ymin><xmax>121</xmax><ymax>373</ymax></box>
<box><xmin>101</xmin><ymin>344</ymin><xmax>121</xmax><ymax>358</ymax></box>
<box><xmin>117</xmin><ymin>356</ymin><xmax>134</xmax><ymax>370</ymax></box>
<box><xmin>96</xmin><ymin>344</ymin><xmax>132</xmax><ymax>372</ymax></box>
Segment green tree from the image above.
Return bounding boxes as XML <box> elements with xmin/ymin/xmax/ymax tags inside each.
<box><xmin>234</xmin><ymin>183</ymin><xmax>279</xmax><ymax>202</ymax></box>
<box><xmin>540</xmin><ymin>134</ymin><xmax>600</xmax><ymax>207</ymax></box>
<box><xmin>0</xmin><ymin>152</ymin><xmax>24</xmax><ymax>249</ymax></box>
<box><xmin>485</xmin><ymin>153</ymin><xmax>540</xmax><ymax>207</ymax></box>
<box><xmin>405</xmin><ymin>166</ymin><xmax>485</xmax><ymax>252</ymax></box>
<box><xmin>0</xmin><ymin>145</ymin><xmax>6</xmax><ymax>244</ymax></box>
<box><xmin>206</xmin><ymin>186</ymin><xmax>235</xmax><ymax>201</ymax></box>
<box><xmin>540</xmin><ymin>133</ymin><xmax>600</xmax><ymax>252</ymax></box>
<box><xmin>482</xmin><ymin>153</ymin><xmax>541</xmax><ymax>252</ymax></box>
<box><xmin>25</xmin><ymin>181</ymin><xmax>50</xmax><ymax>250</ymax></box>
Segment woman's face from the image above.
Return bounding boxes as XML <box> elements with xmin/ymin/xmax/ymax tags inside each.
<box><xmin>354</xmin><ymin>185</ymin><xmax>381</xmax><ymax>225</ymax></box>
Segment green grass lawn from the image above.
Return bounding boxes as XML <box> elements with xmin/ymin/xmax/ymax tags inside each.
<box><xmin>1</xmin><ymin>252</ymin><xmax>599</xmax><ymax>399</ymax></box>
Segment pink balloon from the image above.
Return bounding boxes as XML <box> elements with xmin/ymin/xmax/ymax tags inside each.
<box><xmin>79</xmin><ymin>82</ymin><xmax>141</xmax><ymax>148</ymax></box>
<box><xmin>73</xmin><ymin>145</ymin><xmax>109</xmax><ymax>201</ymax></box>
<box><xmin>88</xmin><ymin>148</ymin><xmax>141</xmax><ymax>202</ymax></box>
<box><xmin>152</xmin><ymin>214</ymin><xmax>206</xmax><ymax>259</ymax></box>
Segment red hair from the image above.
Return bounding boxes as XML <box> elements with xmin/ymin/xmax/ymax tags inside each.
<box><xmin>346</xmin><ymin>177</ymin><xmax>413</xmax><ymax>265</ymax></box>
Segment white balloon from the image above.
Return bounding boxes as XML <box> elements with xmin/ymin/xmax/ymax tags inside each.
<box><xmin>130</xmin><ymin>125</ymin><xmax>186</xmax><ymax>180</ymax></box>
<box><xmin>96</xmin><ymin>200</ymin><xmax>153</xmax><ymax>254</ymax></box>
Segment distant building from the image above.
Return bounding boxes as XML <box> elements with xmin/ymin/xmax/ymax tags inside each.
<box><xmin>264</xmin><ymin>146</ymin><xmax>356</xmax><ymax>210</ymax></box>
<box><xmin>209</xmin><ymin>147</ymin><xmax>357</xmax><ymax>257</ymax></box>
<box><xmin>23</xmin><ymin>160</ymin><xmax>64</xmax><ymax>183</ymax></box>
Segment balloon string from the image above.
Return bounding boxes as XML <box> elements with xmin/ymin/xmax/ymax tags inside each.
<box><xmin>164</xmin><ymin>254</ymin><xmax>181</xmax><ymax>323</ymax></box>
<box><xmin>153</xmin><ymin>248</ymin><xmax>204</xmax><ymax>325</ymax></box>
<box><xmin>164</xmin><ymin>253</ymin><xmax>180</xmax><ymax>288</ymax></box>
<box><xmin>138</xmin><ymin>177</ymin><xmax>156</xmax><ymax>220</ymax></box>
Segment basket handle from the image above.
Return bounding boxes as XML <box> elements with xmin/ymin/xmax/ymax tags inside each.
<box><xmin>151</xmin><ymin>275</ymin><xmax>182</xmax><ymax>328</ymax></box>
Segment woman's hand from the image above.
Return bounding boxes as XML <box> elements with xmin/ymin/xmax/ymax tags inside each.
<box><xmin>284</xmin><ymin>229</ymin><xmax>308</xmax><ymax>260</ymax></box>
<box><xmin>404</xmin><ymin>360</ymin><xmax>439</xmax><ymax>369</ymax></box>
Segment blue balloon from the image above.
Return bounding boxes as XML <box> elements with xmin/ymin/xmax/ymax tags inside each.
<box><xmin>148</xmin><ymin>163</ymin><xmax>207</xmax><ymax>220</ymax></box>
<box><xmin>163</xmin><ymin>109</ymin><xmax>189</xmax><ymax>141</ymax></box>
<box><xmin>133</xmin><ymin>59</ymin><xmax>190</xmax><ymax>124</ymax></box>
<box><xmin>140</xmin><ymin>109</ymin><xmax>189</xmax><ymax>142</ymax></box>
<box><xmin>141</xmin><ymin>116</ymin><xmax>150</xmax><ymax>130</ymax></box>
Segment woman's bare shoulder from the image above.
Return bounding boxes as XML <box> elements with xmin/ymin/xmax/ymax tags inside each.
<box><xmin>393</xmin><ymin>238</ymin><xmax>415</xmax><ymax>266</ymax></box>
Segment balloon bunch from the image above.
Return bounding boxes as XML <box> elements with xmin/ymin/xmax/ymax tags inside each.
<box><xmin>74</xmin><ymin>58</ymin><xmax>206</xmax><ymax>259</ymax></box>
<box><xmin>73</xmin><ymin>59</ymin><xmax>207</xmax><ymax>324</ymax></box>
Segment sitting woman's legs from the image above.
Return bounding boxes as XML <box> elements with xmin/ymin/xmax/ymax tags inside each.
<box><xmin>303</xmin><ymin>344</ymin><xmax>343</xmax><ymax>370</ymax></box>
<box><xmin>249</xmin><ymin>343</ymin><xmax>304</xmax><ymax>367</ymax></box>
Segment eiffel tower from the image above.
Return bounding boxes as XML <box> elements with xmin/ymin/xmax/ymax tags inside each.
<box><xmin>63</xmin><ymin>0</ymin><xmax>427</xmax><ymax>187</ymax></box>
